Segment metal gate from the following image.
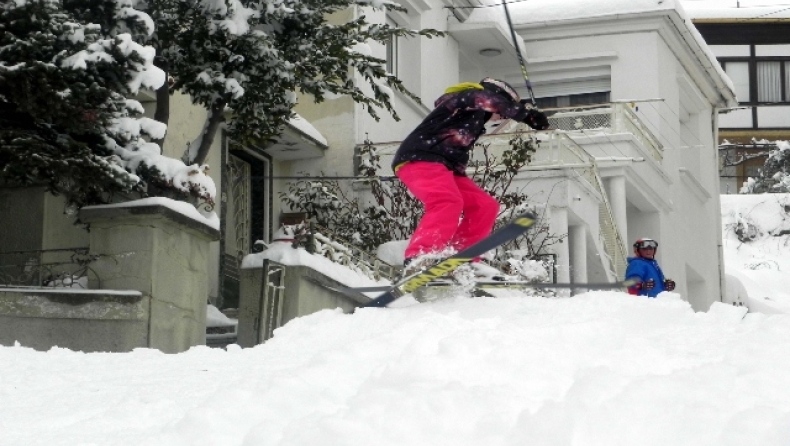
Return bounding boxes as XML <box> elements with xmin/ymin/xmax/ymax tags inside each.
<box><xmin>254</xmin><ymin>259</ymin><xmax>286</xmax><ymax>343</ymax></box>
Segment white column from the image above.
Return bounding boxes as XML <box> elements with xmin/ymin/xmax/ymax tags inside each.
<box><xmin>569</xmin><ymin>225</ymin><xmax>588</xmax><ymax>294</ymax></box>
<box><xmin>551</xmin><ymin>207</ymin><xmax>570</xmax><ymax>296</ymax></box>
<box><xmin>606</xmin><ymin>175</ymin><xmax>628</xmax><ymax>250</ymax></box>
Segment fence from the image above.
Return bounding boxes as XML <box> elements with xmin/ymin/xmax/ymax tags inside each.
<box><xmin>298</xmin><ymin>223</ymin><xmax>400</xmax><ymax>282</ymax></box>
<box><xmin>0</xmin><ymin>247</ymin><xmax>100</xmax><ymax>288</ymax></box>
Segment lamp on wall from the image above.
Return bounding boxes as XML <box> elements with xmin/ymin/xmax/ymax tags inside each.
<box><xmin>479</xmin><ymin>48</ymin><xmax>502</xmax><ymax>57</ymax></box>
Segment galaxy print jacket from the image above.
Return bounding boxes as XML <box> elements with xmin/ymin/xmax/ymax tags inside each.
<box><xmin>391</xmin><ymin>89</ymin><xmax>530</xmax><ymax>176</ymax></box>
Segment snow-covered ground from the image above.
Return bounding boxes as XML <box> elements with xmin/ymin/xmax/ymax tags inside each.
<box><xmin>2</xmin><ymin>194</ymin><xmax>790</xmax><ymax>445</ymax></box>
<box><xmin>721</xmin><ymin>193</ymin><xmax>790</xmax><ymax>313</ymax></box>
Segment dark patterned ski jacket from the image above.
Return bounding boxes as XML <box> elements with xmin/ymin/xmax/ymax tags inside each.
<box><xmin>391</xmin><ymin>88</ymin><xmax>530</xmax><ymax>176</ymax></box>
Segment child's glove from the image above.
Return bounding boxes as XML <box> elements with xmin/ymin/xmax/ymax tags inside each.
<box><xmin>664</xmin><ymin>279</ymin><xmax>676</xmax><ymax>291</ymax></box>
<box><xmin>523</xmin><ymin>108</ymin><xmax>549</xmax><ymax>130</ymax></box>
<box><xmin>643</xmin><ymin>279</ymin><xmax>655</xmax><ymax>290</ymax></box>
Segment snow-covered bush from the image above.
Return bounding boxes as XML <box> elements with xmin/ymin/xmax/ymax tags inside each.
<box><xmin>740</xmin><ymin>140</ymin><xmax>790</xmax><ymax>194</ymax></box>
<box><xmin>729</xmin><ymin>211</ymin><xmax>762</xmax><ymax>243</ymax></box>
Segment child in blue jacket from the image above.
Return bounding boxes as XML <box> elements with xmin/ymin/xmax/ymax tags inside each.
<box><xmin>625</xmin><ymin>238</ymin><xmax>676</xmax><ymax>297</ymax></box>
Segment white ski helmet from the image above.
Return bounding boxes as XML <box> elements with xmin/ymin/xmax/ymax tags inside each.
<box><xmin>633</xmin><ymin>238</ymin><xmax>658</xmax><ymax>250</ymax></box>
<box><xmin>480</xmin><ymin>77</ymin><xmax>520</xmax><ymax>102</ymax></box>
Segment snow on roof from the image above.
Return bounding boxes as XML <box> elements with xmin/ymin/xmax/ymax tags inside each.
<box><xmin>287</xmin><ymin>113</ymin><xmax>328</xmax><ymax>147</ymax></box>
<box><xmin>468</xmin><ymin>0</ymin><xmax>680</xmax><ymax>26</ymax></box>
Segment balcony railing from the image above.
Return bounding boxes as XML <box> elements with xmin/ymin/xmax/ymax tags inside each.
<box><xmin>490</xmin><ymin>103</ymin><xmax>664</xmax><ymax>162</ymax></box>
<box><xmin>514</xmin><ymin>132</ymin><xmax>628</xmax><ymax>279</ymax></box>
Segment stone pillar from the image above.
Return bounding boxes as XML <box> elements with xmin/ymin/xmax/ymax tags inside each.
<box><xmin>606</xmin><ymin>176</ymin><xmax>628</xmax><ymax>250</ymax></box>
<box><xmin>551</xmin><ymin>207</ymin><xmax>570</xmax><ymax>296</ymax></box>
<box><xmin>569</xmin><ymin>225</ymin><xmax>588</xmax><ymax>294</ymax></box>
<box><xmin>80</xmin><ymin>201</ymin><xmax>220</xmax><ymax>353</ymax></box>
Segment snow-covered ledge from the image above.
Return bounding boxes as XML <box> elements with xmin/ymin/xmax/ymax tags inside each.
<box><xmin>79</xmin><ymin>198</ymin><xmax>220</xmax><ymax>353</ymax></box>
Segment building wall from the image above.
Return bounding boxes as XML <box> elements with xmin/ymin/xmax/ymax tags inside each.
<box><xmin>293</xmin><ymin>1</ymin><xmax>458</xmax><ymax>178</ymax></box>
<box><xmin>515</xmin><ymin>17</ymin><xmax>725</xmax><ymax>309</ymax></box>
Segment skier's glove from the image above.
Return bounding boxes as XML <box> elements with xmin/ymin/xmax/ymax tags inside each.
<box><xmin>523</xmin><ymin>108</ymin><xmax>549</xmax><ymax>130</ymax></box>
<box><xmin>664</xmin><ymin>279</ymin><xmax>676</xmax><ymax>291</ymax></box>
<box><xmin>643</xmin><ymin>279</ymin><xmax>655</xmax><ymax>291</ymax></box>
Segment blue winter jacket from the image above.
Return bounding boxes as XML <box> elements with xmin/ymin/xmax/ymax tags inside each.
<box><xmin>625</xmin><ymin>256</ymin><xmax>666</xmax><ymax>298</ymax></box>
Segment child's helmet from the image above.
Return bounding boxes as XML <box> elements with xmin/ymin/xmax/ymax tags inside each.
<box><xmin>480</xmin><ymin>77</ymin><xmax>520</xmax><ymax>102</ymax></box>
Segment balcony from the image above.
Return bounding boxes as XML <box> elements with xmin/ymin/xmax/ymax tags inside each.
<box><xmin>487</xmin><ymin>103</ymin><xmax>664</xmax><ymax>162</ymax></box>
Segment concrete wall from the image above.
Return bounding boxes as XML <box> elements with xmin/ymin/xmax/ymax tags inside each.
<box><xmin>0</xmin><ymin>187</ymin><xmax>45</xmax><ymax>276</ymax></box>
<box><xmin>141</xmin><ymin>92</ymin><xmax>224</xmax><ymax>302</ymax></box>
<box><xmin>80</xmin><ymin>202</ymin><xmax>220</xmax><ymax>353</ymax></box>
<box><xmin>1</xmin><ymin>201</ymin><xmax>220</xmax><ymax>353</ymax></box>
<box><xmin>0</xmin><ymin>289</ymin><xmax>148</xmax><ymax>352</ymax></box>
<box><xmin>237</xmin><ymin>263</ymin><xmax>365</xmax><ymax>347</ymax></box>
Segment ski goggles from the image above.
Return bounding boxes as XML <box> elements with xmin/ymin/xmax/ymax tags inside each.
<box><xmin>635</xmin><ymin>240</ymin><xmax>658</xmax><ymax>250</ymax></box>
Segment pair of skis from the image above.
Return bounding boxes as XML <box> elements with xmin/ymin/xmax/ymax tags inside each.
<box><xmin>354</xmin><ymin>212</ymin><xmax>634</xmax><ymax>308</ymax></box>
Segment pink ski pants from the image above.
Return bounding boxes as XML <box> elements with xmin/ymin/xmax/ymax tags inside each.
<box><xmin>396</xmin><ymin>161</ymin><xmax>499</xmax><ymax>259</ymax></box>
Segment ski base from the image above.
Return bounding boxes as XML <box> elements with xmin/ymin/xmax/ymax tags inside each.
<box><xmin>362</xmin><ymin>212</ymin><xmax>538</xmax><ymax>308</ymax></box>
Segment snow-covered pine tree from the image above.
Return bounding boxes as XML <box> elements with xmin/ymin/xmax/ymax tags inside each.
<box><xmin>74</xmin><ymin>0</ymin><xmax>444</xmax><ymax>165</ymax></box>
<box><xmin>0</xmin><ymin>0</ymin><xmax>167</xmax><ymax>206</ymax></box>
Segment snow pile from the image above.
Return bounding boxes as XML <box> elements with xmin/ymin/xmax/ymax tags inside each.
<box><xmin>206</xmin><ymin>304</ymin><xmax>235</xmax><ymax>327</ymax></box>
<box><xmin>2</xmin><ymin>293</ymin><xmax>790</xmax><ymax>445</ymax></box>
<box><xmin>83</xmin><ymin>196</ymin><xmax>219</xmax><ymax>230</ymax></box>
<box><xmin>242</xmin><ymin>230</ymin><xmax>388</xmax><ymax>290</ymax></box>
<box><xmin>721</xmin><ymin>193</ymin><xmax>790</xmax><ymax>313</ymax></box>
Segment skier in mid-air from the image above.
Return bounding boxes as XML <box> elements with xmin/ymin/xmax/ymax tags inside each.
<box><xmin>625</xmin><ymin>238</ymin><xmax>676</xmax><ymax>297</ymax></box>
<box><xmin>391</xmin><ymin>78</ymin><xmax>549</xmax><ymax>277</ymax></box>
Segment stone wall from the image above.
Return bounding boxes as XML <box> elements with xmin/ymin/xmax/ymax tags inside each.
<box><xmin>0</xmin><ymin>200</ymin><xmax>219</xmax><ymax>353</ymax></box>
<box><xmin>237</xmin><ymin>262</ymin><xmax>365</xmax><ymax>347</ymax></box>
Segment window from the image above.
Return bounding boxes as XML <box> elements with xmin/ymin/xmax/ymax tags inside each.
<box><xmin>757</xmin><ymin>61</ymin><xmax>782</xmax><ymax>102</ymax></box>
<box><xmin>721</xmin><ymin>58</ymin><xmax>790</xmax><ymax>104</ymax></box>
<box><xmin>723</xmin><ymin>61</ymin><xmax>750</xmax><ymax>102</ymax></box>
<box><xmin>535</xmin><ymin>91</ymin><xmax>611</xmax><ymax>109</ymax></box>
<box><xmin>385</xmin><ymin>16</ymin><xmax>398</xmax><ymax>76</ymax></box>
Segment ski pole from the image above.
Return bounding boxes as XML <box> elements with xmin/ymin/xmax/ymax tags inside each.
<box><xmin>502</xmin><ymin>0</ymin><xmax>536</xmax><ymax>106</ymax></box>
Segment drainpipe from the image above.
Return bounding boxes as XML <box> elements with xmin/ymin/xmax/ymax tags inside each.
<box><xmin>712</xmin><ymin>109</ymin><xmax>726</xmax><ymax>305</ymax></box>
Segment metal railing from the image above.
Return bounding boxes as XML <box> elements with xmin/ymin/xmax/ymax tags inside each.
<box><xmin>611</xmin><ymin>103</ymin><xmax>663</xmax><ymax>161</ymax></box>
<box><xmin>299</xmin><ymin>223</ymin><xmax>400</xmax><ymax>282</ymax></box>
<box><xmin>475</xmin><ymin>131</ymin><xmax>628</xmax><ymax>279</ymax></box>
<box><xmin>545</xmin><ymin>134</ymin><xmax>628</xmax><ymax>278</ymax></box>
<box><xmin>490</xmin><ymin>103</ymin><xmax>664</xmax><ymax>162</ymax></box>
<box><xmin>0</xmin><ymin>247</ymin><xmax>100</xmax><ymax>288</ymax></box>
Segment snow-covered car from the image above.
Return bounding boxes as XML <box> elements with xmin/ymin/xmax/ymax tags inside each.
<box><xmin>206</xmin><ymin>304</ymin><xmax>238</xmax><ymax>348</ymax></box>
